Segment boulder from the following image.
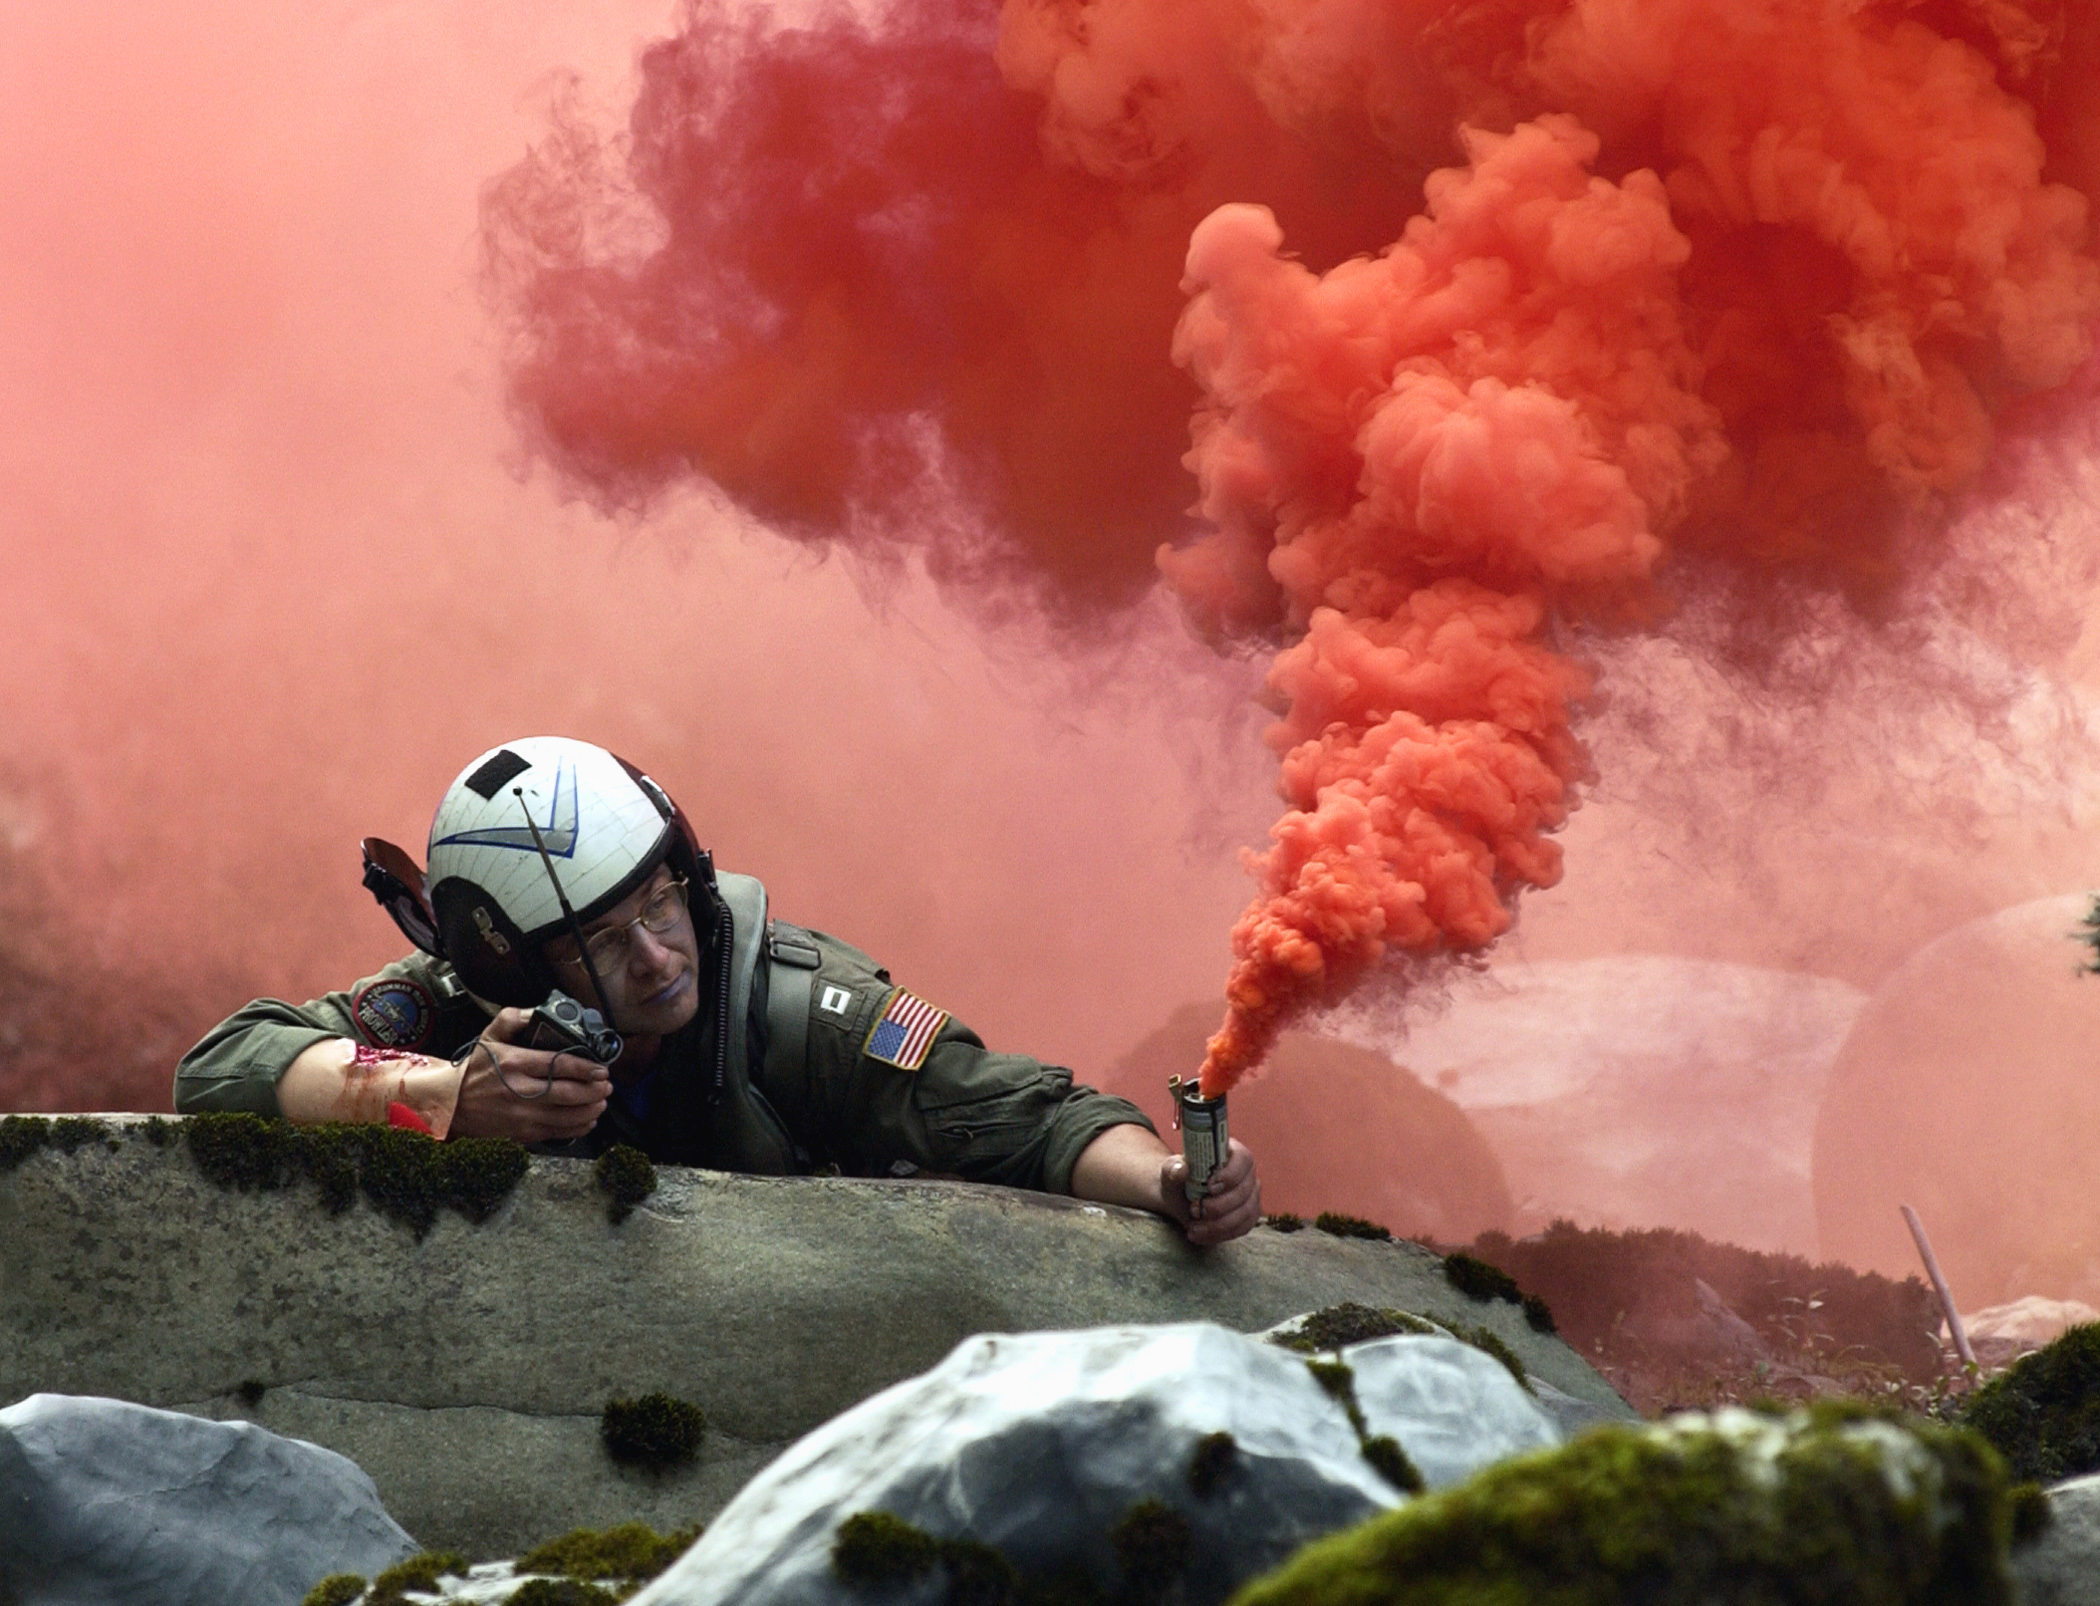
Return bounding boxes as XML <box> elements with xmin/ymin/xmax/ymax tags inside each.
<box><xmin>628</xmin><ymin>1323</ymin><xmax>1559</xmax><ymax>1606</ymax></box>
<box><xmin>2014</xmin><ymin>1473</ymin><xmax>2100</xmax><ymax>1606</ymax></box>
<box><xmin>1233</xmin><ymin>1406</ymin><xmax>2023</xmax><ymax>1606</ymax></box>
<box><xmin>1396</xmin><ymin>956</ymin><xmax>1864</xmax><ymax>1255</ymax></box>
<box><xmin>1815</xmin><ymin>896</ymin><xmax>2100</xmax><ymax>1308</ymax></box>
<box><xmin>0</xmin><ymin>1393</ymin><xmax>416</xmax><ymax>1606</ymax></box>
<box><xmin>0</xmin><ymin>1118</ymin><xmax>1634</xmax><ymax>1557</ymax></box>
<box><xmin>1959</xmin><ymin>1298</ymin><xmax>2100</xmax><ymax>1370</ymax></box>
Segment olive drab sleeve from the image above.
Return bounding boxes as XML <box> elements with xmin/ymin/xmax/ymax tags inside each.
<box><xmin>173</xmin><ymin>954</ymin><xmax>491</xmax><ymax>1116</ymax></box>
<box><xmin>755</xmin><ymin>927</ymin><xmax>1156</xmax><ymax>1193</ymax></box>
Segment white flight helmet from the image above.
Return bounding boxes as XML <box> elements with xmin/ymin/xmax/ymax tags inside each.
<box><xmin>388</xmin><ymin>737</ymin><xmax>709</xmax><ymax>1007</ymax></box>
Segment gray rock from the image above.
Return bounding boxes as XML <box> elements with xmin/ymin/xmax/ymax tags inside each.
<box><xmin>2014</xmin><ymin>1473</ymin><xmax>2100</xmax><ymax>1606</ymax></box>
<box><xmin>1</xmin><ymin>1119</ymin><xmax>1631</xmax><ymax>1554</ymax></box>
<box><xmin>630</xmin><ymin>1322</ymin><xmax>1561</xmax><ymax>1606</ymax></box>
<box><xmin>1342</xmin><ymin>1335</ymin><xmax>1559</xmax><ymax>1486</ymax></box>
<box><xmin>0</xmin><ymin>1393</ymin><xmax>416</xmax><ymax>1606</ymax></box>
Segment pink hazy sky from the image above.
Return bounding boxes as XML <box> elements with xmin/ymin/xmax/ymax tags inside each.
<box><xmin>5</xmin><ymin>0</ymin><xmax>2100</xmax><ymax>1283</ymax></box>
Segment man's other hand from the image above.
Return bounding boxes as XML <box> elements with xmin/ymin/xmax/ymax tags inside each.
<box><xmin>1068</xmin><ymin>1124</ymin><xmax>1262</xmax><ymax>1244</ymax></box>
<box><xmin>1164</xmin><ymin>1138</ymin><xmax>1260</xmax><ymax>1246</ymax></box>
<box><xmin>449</xmin><ymin>1008</ymin><xmax>611</xmax><ymax>1143</ymax></box>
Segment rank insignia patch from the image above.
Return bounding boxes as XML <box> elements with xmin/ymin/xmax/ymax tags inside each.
<box><xmin>863</xmin><ymin>988</ymin><xmax>950</xmax><ymax>1072</ymax></box>
<box><xmin>352</xmin><ymin>979</ymin><xmax>435</xmax><ymax>1050</ymax></box>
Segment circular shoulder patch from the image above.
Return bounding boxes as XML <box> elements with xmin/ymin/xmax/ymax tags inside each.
<box><xmin>351</xmin><ymin>978</ymin><xmax>436</xmax><ymax>1050</ymax></box>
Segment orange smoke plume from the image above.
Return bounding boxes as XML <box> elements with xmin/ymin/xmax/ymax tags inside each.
<box><xmin>1165</xmin><ymin>0</ymin><xmax>2099</xmax><ymax>1091</ymax></box>
<box><xmin>484</xmin><ymin>0</ymin><xmax>2100</xmax><ymax>1094</ymax></box>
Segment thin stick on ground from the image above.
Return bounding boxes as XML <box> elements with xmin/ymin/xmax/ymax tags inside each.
<box><xmin>1901</xmin><ymin>1203</ymin><xmax>1976</xmax><ymax>1370</ymax></box>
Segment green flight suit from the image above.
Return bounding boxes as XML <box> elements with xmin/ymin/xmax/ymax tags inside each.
<box><xmin>173</xmin><ymin>872</ymin><xmax>1152</xmax><ymax>1195</ymax></box>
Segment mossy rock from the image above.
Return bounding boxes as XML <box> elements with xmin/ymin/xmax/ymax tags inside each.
<box><xmin>300</xmin><ymin>1577</ymin><xmax>367</xmax><ymax>1606</ymax></box>
<box><xmin>1962</xmin><ymin>1321</ymin><xmax>2100</xmax><ymax>1484</ymax></box>
<box><xmin>1228</xmin><ymin>1406</ymin><xmax>2020</xmax><ymax>1606</ymax></box>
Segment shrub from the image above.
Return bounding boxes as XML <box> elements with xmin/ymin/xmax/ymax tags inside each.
<box><xmin>1465</xmin><ymin>1220</ymin><xmax>1942</xmax><ymax>1380</ymax></box>
<box><xmin>601</xmin><ymin>1391</ymin><xmax>705</xmax><ymax>1471</ymax></box>
<box><xmin>1962</xmin><ymin>1322</ymin><xmax>2100</xmax><ymax>1484</ymax></box>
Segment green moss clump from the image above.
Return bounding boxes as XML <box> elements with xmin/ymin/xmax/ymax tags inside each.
<box><xmin>1521</xmin><ymin>1293</ymin><xmax>1556</xmax><ymax>1334</ymax></box>
<box><xmin>1228</xmin><ymin>1406</ymin><xmax>2019</xmax><ymax>1606</ymax></box>
<box><xmin>1109</xmin><ymin>1498</ymin><xmax>1190</xmax><ymax>1600</ymax></box>
<box><xmin>1188</xmin><ymin>1430</ymin><xmax>1237</xmax><ymax>1497</ymax></box>
<box><xmin>300</xmin><ymin>1576</ymin><xmax>366</xmax><ymax>1606</ymax></box>
<box><xmin>1361</xmin><ymin>1435</ymin><xmax>1424</xmax><ymax>1495</ymax></box>
<box><xmin>140</xmin><ymin>1115</ymin><xmax>177</xmax><ymax>1148</ymax></box>
<box><xmin>2009</xmin><ymin>1482</ymin><xmax>2052</xmax><ymax>1546</ymax></box>
<box><xmin>365</xmin><ymin>1550</ymin><xmax>465</xmax><ymax>1606</ymax></box>
<box><xmin>595</xmin><ymin>1144</ymin><xmax>658</xmax><ymax>1225</ymax></box>
<box><xmin>834</xmin><ymin>1511</ymin><xmax>942</xmax><ymax>1587</ymax></box>
<box><xmin>178</xmin><ymin>1113</ymin><xmax>529</xmax><ymax>1238</ymax></box>
<box><xmin>1307</xmin><ymin>1358</ymin><xmax>1368</xmax><ymax>1437</ymax></box>
<box><xmin>1271</xmin><ymin>1303</ymin><xmax>1437</xmax><ymax>1354</ymax></box>
<box><xmin>601</xmin><ymin>1391</ymin><xmax>705</xmax><ymax>1471</ymax></box>
<box><xmin>0</xmin><ymin>1114</ymin><xmax>50</xmax><ymax>1171</ymax></box>
<box><xmin>1442</xmin><ymin>1250</ymin><xmax>1522</xmax><ymax>1305</ymax></box>
<box><xmin>515</xmin><ymin>1522</ymin><xmax>700</xmax><ymax>1581</ymax></box>
<box><xmin>1314</xmin><ymin>1212</ymin><xmax>1391</xmax><ymax>1241</ymax></box>
<box><xmin>48</xmin><ymin>1116</ymin><xmax>109</xmax><ymax>1152</ymax></box>
<box><xmin>1264</xmin><ymin>1213</ymin><xmax>1306</xmax><ymax>1233</ymax></box>
<box><xmin>1961</xmin><ymin>1321</ymin><xmax>2100</xmax><ymax>1483</ymax></box>
<box><xmin>509</xmin><ymin>1582</ymin><xmax>618</xmax><ymax>1606</ymax></box>
<box><xmin>442</xmin><ymin>1136</ymin><xmax>533</xmax><ymax>1222</ymax></box>
<box><xmin>187</xmin><ymin>1111</ymin><xmax>299</xmax><ymax>1190</ymax></box>
<box><xmin>1463</xmin><ymin>1325</ymin><xmax>1530</xmax><ymax>1392</ymax></box>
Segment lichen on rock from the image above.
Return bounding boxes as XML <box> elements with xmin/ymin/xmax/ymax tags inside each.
<box><xmin>1228</xmin><ymin>1405</ymin><xmax>2021</xmax><ymax>1606</ymax></box>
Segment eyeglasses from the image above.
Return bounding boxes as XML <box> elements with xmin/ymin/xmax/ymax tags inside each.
<box><xmin>548</xmin><ymin>876</ymin><xmax>690</xmax><ymax>973</ymax></box>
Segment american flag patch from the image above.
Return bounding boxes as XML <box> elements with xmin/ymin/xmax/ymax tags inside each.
<box><xmin>863</xmin><ymin>987</ymin><xmax>950</xmax><ymax>1071</ymax></box>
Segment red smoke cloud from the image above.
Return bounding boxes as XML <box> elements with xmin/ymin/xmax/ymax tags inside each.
<box><xmin>486</xmin><ymin>0</ymin><xmax>2100</xmax><ymax>1094</ymax></box>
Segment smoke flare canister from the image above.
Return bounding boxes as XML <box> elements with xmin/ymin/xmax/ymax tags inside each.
<box><xmin>1168</xmin><ymin>1076</ymin><xmax>1228</xmax><ymax>1204</ymax></box>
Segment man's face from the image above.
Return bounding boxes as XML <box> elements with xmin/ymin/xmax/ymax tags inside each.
<box><xmin>542</xmin><ymin>865</ymin><xmax>702</xmax><ymax>1038</ymax></box>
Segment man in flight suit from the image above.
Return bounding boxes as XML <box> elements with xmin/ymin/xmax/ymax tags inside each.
<box><xmin>175</xmin><ymin>737</ymin><xmax>1260</xmax><ymax>1243</ymax></box>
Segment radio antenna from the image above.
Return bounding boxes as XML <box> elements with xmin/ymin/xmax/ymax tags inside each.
<box><xmin>514</xmin><ymin>787</ymin><xmax>619</xmax><ymax>1028</ymax></box>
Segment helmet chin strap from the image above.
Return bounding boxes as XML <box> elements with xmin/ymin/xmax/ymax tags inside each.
<box><xmin>513</xmin><ymin>787</ymin><xmax>621</xmax><ymax>1031</ymax></box>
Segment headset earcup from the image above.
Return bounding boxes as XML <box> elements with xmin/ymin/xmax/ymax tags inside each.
<box><xmin>430</xmin><ymin>877</ymin><xmax>552</xmax><ymax>1007</ymax></box>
